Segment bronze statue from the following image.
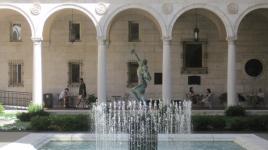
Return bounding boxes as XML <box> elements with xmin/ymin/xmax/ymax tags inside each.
<box><xmin>130</xmin><ymin>49</ymin><xmax>151</xmax><ymax>103</ymax></box>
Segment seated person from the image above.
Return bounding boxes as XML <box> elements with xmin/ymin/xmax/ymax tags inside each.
<box><xmin>257</xmin><ymin>88</ymin><xmax>265</xmax><ymax>104</ymax></box>
<box><xmin>186</xmin><ymin>87</ymin><xmax>197</xmax><ymax>104</ymax></box>
<box><xmin>59</xmin><ymin>88</ymin><xmax>70</xmax><ymax>108</ymax></box>
<box><xmin>201</xmin><ymin>88</ymin><xmax>213</xmax><ymax>108</ymax></box>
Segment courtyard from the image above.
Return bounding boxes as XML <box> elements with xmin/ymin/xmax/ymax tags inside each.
<box><xmin>1</xmin><ymin>0</ymin><xmax>268</xmax><ymax>150</ymax></box>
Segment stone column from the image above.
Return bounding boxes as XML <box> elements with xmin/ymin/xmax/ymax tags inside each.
<box><xmin>162</xmin><ymin>36</ymin><xmax>172</xmax><ymax>105</ymax></box>
<box><xmin>32</xmin><ymin>38</ymin><xmax>43</xmax><ymax>105</ymax></box>
<box><xmin>227</xmin><ymin>36</ymin><xmax>237</xmax><ymax>107</ymax></box>
<box><xmin>97</xmin><ymin>37</ymin><xmax>107</xmax><ymax>103</ymax></box>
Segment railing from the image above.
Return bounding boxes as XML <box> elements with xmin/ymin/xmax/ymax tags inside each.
<box><xmin>0</xmin><ymin>90</ymin><xmax>32</xmax><ymax>108</ymax></box>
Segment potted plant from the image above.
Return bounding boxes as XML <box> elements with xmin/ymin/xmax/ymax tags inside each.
<box><xmin>86</xmin><ymin>94</ymin><xmax>97</xmax><ymax>108</ymax></box>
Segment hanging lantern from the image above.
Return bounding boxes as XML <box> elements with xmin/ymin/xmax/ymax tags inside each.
<box><xmin>193</xmin><ymin>10</ymin><xmax>199</xmax><ymax>42</ymax></box>
<box><xmin>193</xmin><ymin>27</ymin><xmax>199</xmax><ymax>41</ymax></box>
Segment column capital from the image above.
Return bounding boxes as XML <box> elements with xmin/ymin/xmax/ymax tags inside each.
<box><xmin>226</xmin><ymin>36</ymin><xmax>237</xmax><ymax>42</ymax></box>
<box><xmin>97</xmin><ymin>36</ymin><xmax>109</xmax><ymax>46</ymax></box>
<box><xmin>96</xmin><ymin>36</ymin><xmax>106</xmax><ymax>41</ymax></box>
<box><xmin>162</xmin><ymin>36</ymin><xmax>172</xmax><ymax>41</ymax></box>
<box><xmin>32</xmin><ymin>37</ymin><xmax>43</xmax><ymax>44</ymax></box>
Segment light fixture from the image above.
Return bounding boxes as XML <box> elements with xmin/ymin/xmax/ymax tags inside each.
<box><xmin>70</xmin><ymin>9</ymin><xmax>75</xmax><ymax>43</ymax></box>
<box><xmin>193</xmin><ymin>10</ymin><xmax>199</xmax><ymax>41</ymax></box>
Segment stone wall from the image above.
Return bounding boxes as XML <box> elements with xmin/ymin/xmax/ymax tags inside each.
<box><xmin>0</xmin><ymin>11</ymin><xmax>32</xmax><ymax>92</ymax></box>
<box><xmin>171</xmin><ymin>11</ymin><xmax>227</xmax><ymax>99</ymax></box>
<box><xmin>0</xmin><ymin>1</ymin><xmax>267</xmax><ymax>102</ymax></box>
<box><xmin>42</xmin><ymin>11</ymin><xmax>97</xmax><ymax>96</ymax></box>
<box><xmin>237</xmin><ymin>11</ymin><xmax>268</xmax><ymax>96</ymax></box>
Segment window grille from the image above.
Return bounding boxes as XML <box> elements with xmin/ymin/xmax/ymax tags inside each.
<box><xmin>128</xmin><ymin>21</ymin><xmax>139</xmax><ymax>42</ymax></box>
<box><xmin>69</xmin><ymin>22</ymin><xmax>80</xmax><ymax>42</ymax></box>
<box><xmin>8</xmin><ymin>60</ymin><xmax>24</xmax><ymax>87</ymax></box>
<box><xmin>68</xmin><ymin>60</ymin><xmax>83</xmax><ymax>85</ymax></box>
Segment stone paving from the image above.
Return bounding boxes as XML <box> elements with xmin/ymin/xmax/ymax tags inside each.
<box><xmin>0</xmin><ymin>132</ymin><xmax>30</xmax><ymax>148</ymax></box>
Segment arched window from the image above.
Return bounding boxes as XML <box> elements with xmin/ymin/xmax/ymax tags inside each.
<box><xmin>10</xmin><ymin>23</ymin><xmax>22</xmax><ymax>41</ymax></box>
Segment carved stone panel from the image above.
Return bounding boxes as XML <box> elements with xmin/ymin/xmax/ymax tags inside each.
<box><xmin>227</xmin><ymin>2</ymin><xmax>239</xmax><ymax>15</ymax></box>
<box><xmin>30</xmin><ymin>3</ymin><xmax>41</xmax><ymax>15</ymax></box>
<box><xmin>162</xmin><ymin>3</ymin><xmax>173</xmax><ymax>15</ymax></box>
<box><xmin>95</xmin><ymin>3</ymin><xmax>107</xmax><ymax>15</ymax></box>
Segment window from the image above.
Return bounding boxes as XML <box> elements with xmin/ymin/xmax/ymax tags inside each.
<box><xmin>10</xmin><ymin>23</ymin><xmax>22</xmax><ymax>42</ymax></box>
<box><xmin>154</xmin><ymin>73</ymin><xmax>162</xmax><ymax>85</ymax></box>
<box><xmin>8</xmin><ymin>60</ymin><xmax>23</xmax><ymax>87</ymax></box>
<box><xmin>185</xmin><ymin>44</ymin><xmax>202</xmax><ymax>68</ymax></box>
<box><xmin>127</xmin><ymin>62</ymin><xmax>138</xmax><ymax>87</ymax></box>
<box><xmin>68</xmin><ymin>61</ymin><xmax>82</xmax><ymax>84</ymax></box>
<box><xmin>69</xmin><ymin>22</ymin><xmax>80</xmax><ymax>42</ymax></box>
<box><xmin>128</xmin><ymin>21</ymin><xmax>139</xmax><ymax>42</ymax></box>
<box><xmin>182</xmin><ymin>41</ymin><xmax>208</xmax><ymax>74</ymax></box>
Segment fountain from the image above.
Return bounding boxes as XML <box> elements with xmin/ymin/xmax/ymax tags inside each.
<box><xmin>94</xmin><ymin>49</ymin><xmax>192</xmax><ymax>150</ymax></box>
<box><xmin>94</xmin><ymin>100</ymin><xmax>192</xmax><ymax>150</ymax></box>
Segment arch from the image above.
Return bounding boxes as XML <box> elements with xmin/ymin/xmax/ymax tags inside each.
<box><xmin>38</xmin><ymin>3</ymin><xmax>101</xmax><ymax>38</ymax></box>
<box><xmin>169</xmin><ymin>3</ymin><xmax>234</xmax><ymax>38</ymax></box>
<box><xmin>0</xmin><ymin>4</ymin><xmax>35</xmax><ymax>37</ymax></box>
<box><xmin>235</xmin><ymin>3</ymin><xmax>268</xmax><ymax>36</ymax></box>
<box><xmin>101</xmin><ymin>3</ymin><xmax>167</xmax><ymax>39</ymax></box>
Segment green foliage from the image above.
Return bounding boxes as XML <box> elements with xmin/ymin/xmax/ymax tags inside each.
<box><xmin>30</xmin><ymin>114</ymin><xmax>90</xmax><ymax>131</ymax></box>
<box><xmin>228</xmin><ymin>117</ymin><xmax>249</xmax><ymax>131</ymax></box>
<box><xmin>49</xmin><ymin>115</ymin><xmax>89</xmax><ymax>131</ymax></box>
<box><xmin>28</xmin><ymin>103</ymin><xmax>43</xmax><ymax>113</ymax></box>
<box><xmin>17</xmin><ymin>110</ymin><xmax>49</xmax><ymax>122</ymax></box>
<box><xmin>16</xmin><ymin>113</ymin><xmax>31</xmax><ymax>122</ymax></box>
<box><xmin>31</xmin><ymin>116</ymin><xmax>51</xmax><ymax>131</ymax></box>
<box><xmin>192</xmin><ymin>116</ymin><xmax>211</xmax><ymax>131</ymax></box>
<box><xmin>192</xmin><ymin>115</ymin><xmax>268</xmax><ymax>132</ymax></box>
<box><xmin>225</xmin><ymin>106</ymin><xmax>246</xmax><ymax>116</ymax></box>
<box><xmin>86</xmin><ymin>94</ymin><xmax>97</xmax><ymax>104</ymax></box>
<box><xmin>0</xmin><ymin>113</ymin><xmax>30</xmax><ymax>131</ymax></box>
<box><xmin>17</xmin><ymin>103</ymin><xmax>48</xmax><ymax>122</ymax></box>
<box><xmin>247</xmin><ymin>116</ymin><xmax>268</xmax><ymax>131</ymax></box>
<box><xmin>0</xmin><ymin>120</ymin><xmax>30</xmax><ymax>131</ymax></box>
<box><xmin>209</xmin><ymin>116</ymin><xmax>226</xmax><ymax>130</ymax></box>
<box><xmin>192</xmin><ymin>116</ymin><xmax>226</xmax><ymax>131</ymax></box>
<box><xmin>0</xmin><ymin>103</ymin><xmax>4</xmax><ymax>114</ymax></box>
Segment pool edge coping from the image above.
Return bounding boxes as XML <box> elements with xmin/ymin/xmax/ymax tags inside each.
<box><xmin>1</xmin><ymin>133</ymin><xmax>268</xmax><ymax>150</ymax></box>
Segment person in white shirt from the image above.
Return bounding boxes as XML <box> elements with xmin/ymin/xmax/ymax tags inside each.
<box><xmin>59</xmin><ymin>88</ymin><xmax>70</xmax><ymax>108</ymax></box>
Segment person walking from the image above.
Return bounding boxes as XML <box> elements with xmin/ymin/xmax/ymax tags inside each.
<box><xmin>76</xmin><ymin>78</ymin><xmax>87</xmax><ymax>107</ymax></box>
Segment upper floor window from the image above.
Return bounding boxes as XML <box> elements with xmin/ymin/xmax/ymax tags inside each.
<box><xmin>69</xmin><ymin>22</ymin><xmax>80</xmax><ymax>42</ymax></box>
<box><xmin>68</xmin><ymin>60</ymin><xmax>83</xmax><ymax>85</ymax></box>
<box><xmin>127</xmin><ymin>61</ymin><xmax>138</xmax><ymax>87</ymax></box>
<box><xmin>9</xmin><ymin>60</ymin><xmax>23</xmax><ymax>87</ymax></box>
<box><xmin>128</xmin><ymin>21</ymin><xmax>139</xmax><ymax>42</ymax></box>
<box><xmin>185</xmin><ymin>43</ymin><xmax>202</xmax><ymax>68</ymax></box>
<box><xmin>182</xmin><ymin>41</ymin><xmax>208</xmax><ymax>74</ymax></box>
<box><xmin>10</xmin><ymin>23</ymin><xmax>22</xmax><ymax>42</ymax></box>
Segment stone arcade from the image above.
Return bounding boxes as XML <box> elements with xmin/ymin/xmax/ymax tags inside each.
<box><xmin>0</xmin><ymin>0</ymin><xmax>267</xmax><ymax>108</ymax></box>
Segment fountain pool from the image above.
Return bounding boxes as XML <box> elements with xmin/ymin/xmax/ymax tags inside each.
<box><xmin>2</xmin><ymin>101</ymin><xmax>268</xmax><ymax>150</ymax></box>
<box><xmin>2</xmin><ymin>133</ymin><xmax>268</xmax><ymax>150</ymax></box>
<box><xmin>39</xmin><ymin>141</ymin><xmax>245</xmax><ymax>150</ymax></box>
